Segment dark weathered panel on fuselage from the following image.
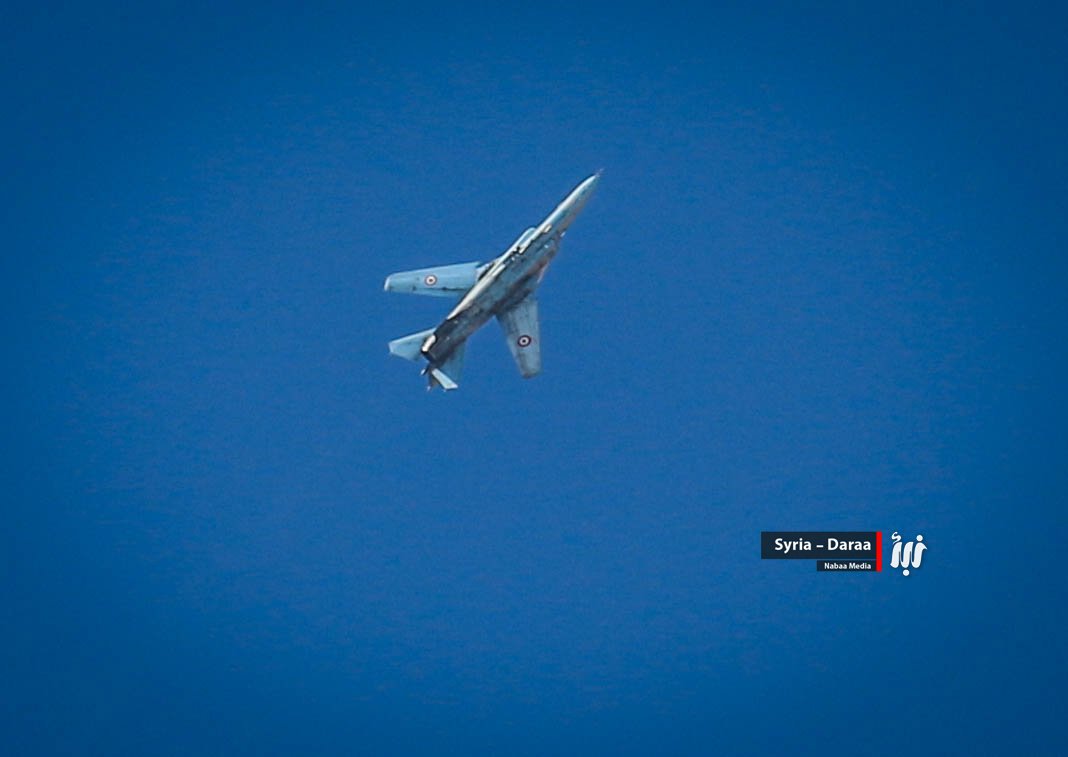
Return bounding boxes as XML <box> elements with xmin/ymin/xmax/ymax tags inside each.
<box><xmin>423</xmin><ymin>236</ymin><xmax>558</xmax><ymax>365</ymax></box>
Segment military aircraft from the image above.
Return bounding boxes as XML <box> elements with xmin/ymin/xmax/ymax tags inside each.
<box><xmin>384</xmin><ymin>173</ymin><xmax>600</xmax><ymax>390</ymax></box>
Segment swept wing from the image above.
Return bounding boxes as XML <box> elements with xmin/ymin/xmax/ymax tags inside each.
<box><xmin>383</xmin><ymin>261</ymin><xmax>483</xmax><ymax>297</ymax></box>
<box><xmin>497</xmin><ymin>293</ymin><xmax>541</xmax><ymax>378</ymax></box>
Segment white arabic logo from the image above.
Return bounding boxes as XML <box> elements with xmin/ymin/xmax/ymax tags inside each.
<box><xmin>890</xmin><ymin>532</ymin><xmax>926</xmax><ymax>576</ymax></box>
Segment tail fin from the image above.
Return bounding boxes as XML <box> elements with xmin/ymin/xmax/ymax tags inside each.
<box><xmin>388</xmin><ymin>328</ymin><xmax>435</xmax><ymax>361</ymax></box>
<box><xmin>423</xmin><ymin>342</ymin><xmax>466</xmax><ymax>391</ymax></box>
<box><xmin>389</xmin><ymin>328</ymin><xmax>466</xmax><ymax>391</ymax></box>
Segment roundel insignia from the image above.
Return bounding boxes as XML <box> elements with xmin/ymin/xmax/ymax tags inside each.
<box><xmin>424</xmin><ymin>274</ymin><xmax>438</xmax><ymax>286</ymax></box>
<box><xmin>517</xmin><ymin>334</ymin><xmax>533</xmax><ymax>348</ymax></box>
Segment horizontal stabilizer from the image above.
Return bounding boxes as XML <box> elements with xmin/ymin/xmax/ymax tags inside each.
<box><xmin>388</xmin><ymin>328</ymin><xmax>435</xmax><ymax>361</ymax></box>
<box><xmin>384</xmin><ymin>261</ymin><xmax>482</xmax><ymax>297</ymax></box>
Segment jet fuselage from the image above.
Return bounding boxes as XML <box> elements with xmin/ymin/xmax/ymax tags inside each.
<box><xmin>384</xmin><ymin>172</ymin><xmax>600</xmax><ymax>390</ymax></box>
<box><xmin>420</xmin><ymin>173</ymin><xmax>598</xmax><ymax>367</ymax></box>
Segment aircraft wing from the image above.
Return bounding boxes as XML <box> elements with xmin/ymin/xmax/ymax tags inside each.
<box><xmin>383</xmin><ymin>261</ymin><xmax>482</xmax><ymax>297</ymax></box>
<box><xmin>496</xmin><ymin>293</ymin><xmax>541</xmax><ymax>378</ymax></box>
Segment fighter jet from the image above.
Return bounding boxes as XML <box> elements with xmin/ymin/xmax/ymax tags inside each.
<box><xmin>384</xmin><ymin>173</ymin><xmax>600</xmax><ymax>390</ymax></box>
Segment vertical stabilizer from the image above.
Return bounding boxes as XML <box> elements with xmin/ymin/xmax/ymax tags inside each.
<box><xmin>425</xmin><ymin>342</ymin><xmax>466</xmax><ymax>391</ymax></box>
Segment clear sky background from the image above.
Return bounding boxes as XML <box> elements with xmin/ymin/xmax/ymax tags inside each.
<box><xmin>5</xmin><ymin>3</ymin><xmax>1067</xmax><ymax>754</ymax></box>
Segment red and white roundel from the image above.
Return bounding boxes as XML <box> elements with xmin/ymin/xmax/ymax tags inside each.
<box><xmin>423</xmin><ymin>274</ymin><xmax>438</xmax><ymax>286</ymax></box>
<box><xmin>516</xmin><ymin>334</ymin><xmax>533</xmax><ymax>348</ymax></box>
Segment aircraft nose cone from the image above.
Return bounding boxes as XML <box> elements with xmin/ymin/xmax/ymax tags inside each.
<box><xmin>577</xmin><ymin>172</ymin><xmax>600</xmax><ymax>207</ymax></box>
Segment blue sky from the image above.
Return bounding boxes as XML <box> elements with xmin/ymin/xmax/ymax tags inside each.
<box><xmin>5</xmin><ymin>3</ymin><xmax>1067</xmax><ymax>754</ymax></box>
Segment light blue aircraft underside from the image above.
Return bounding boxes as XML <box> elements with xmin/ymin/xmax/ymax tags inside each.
<box><xmin>384</xmin><ymin>173</ymin><xmax>600</xmax><ymax>390</ymax></box>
